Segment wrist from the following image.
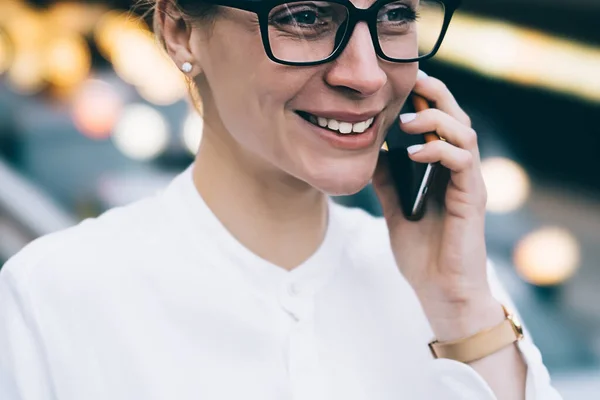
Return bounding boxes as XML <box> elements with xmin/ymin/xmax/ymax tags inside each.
<box><xmin>419</xmin><ymin>294</ymin><xmax>505</xmax><ymax>342</ymax></box>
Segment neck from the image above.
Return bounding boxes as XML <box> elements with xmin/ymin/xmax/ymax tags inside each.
<box><xmin>191</xmin><ymin>119</ymin><xmax>329</xmax><ymax>271</ymax></box>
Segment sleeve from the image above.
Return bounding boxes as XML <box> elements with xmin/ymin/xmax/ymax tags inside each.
<box><xmin>0</xmin><ymin>262</ymin><xmax>55</xmax><ymax>400</ymax></box>
<box><xmin>427</xmin><ymin>259</ymin><xmax>563</xmax><ymax>400</ymax></box>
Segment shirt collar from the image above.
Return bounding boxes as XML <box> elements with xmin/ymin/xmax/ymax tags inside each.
<box><xmin>160</xmin><ymin>163</ymin><xmax>347</xmax><ymax>301</ymax></box>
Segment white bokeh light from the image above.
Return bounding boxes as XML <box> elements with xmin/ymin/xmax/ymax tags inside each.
<box><xmin>182</xmin><ymin>112</ymin><xmax>204</xmax><ymax>156</ymax></box>
<box><xmin>481</xmin><ymin>157</ymin><xmax>531</xmax><ymax>213</ymax></box>
<box><xmin>113</xmin><ymin>104</ymin><xmax>169</xmax><ymax>160</ymax></box>
<box><xmin>513</xmin><ymin>227</ymin><xmax>581</xmax><ymax>286</ymax></box>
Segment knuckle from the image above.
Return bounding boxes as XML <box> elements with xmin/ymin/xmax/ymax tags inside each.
<box><xmin>457</xmin><ymin>110</ymin><xmax>473</xmax><ymax>128</ymax></box>
<box><xmin>420</xmin><ymin>108</ymin><xmax>441</xmax><ymax>125</ymax></box>
<box><xmin>462</xmin><ymin>113</ymin><xmax>472</xmax><ymax>127</ymax></box>
<box><xmin>481</xmin><ymin>184</ymin><xmax>489</xmax><ymax>207</ymax></box>
<box><xmin>420</xmin><ymin>108</ymin><xmax>440</xmax><ymax>121</ymax></box>
<box><xmin>430</xmin><ymin>77</ymin><xmax>448</xmax><ymax>93</ymax></box>
<box><xmin>463</xmin><ymin>127</ymin><xmax>478</xmax><ymax>147</ymax></box>
<box><xmin>462</xmin><ymin>151</ymin><xmax>474</xmax><ymax>168</ymax></box>
<box><xmin>431</xmin><ymin>139</ymin><xmax>446</xmax><ymax>153</ymax></box>
<box><xmin>430</xmin><ymin>108</ymin><xmax>446</xmax><ymax>119</ymax></box>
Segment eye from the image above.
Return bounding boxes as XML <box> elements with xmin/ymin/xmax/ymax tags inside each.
<box><xmin>291</xmin><ymin>10</ymin><xmax>318</xmax><ymax>25</ymax></box>
<box><xmin>378</xmin><ymin>4</ymin><xmax>417</xmax><ymax>23</ymax></box>
<box><xmin>271</xmin><ymin>5</ymin><xmax>321</xmax><ymax>26</ymax></box>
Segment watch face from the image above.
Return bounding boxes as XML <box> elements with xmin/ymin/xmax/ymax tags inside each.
<box><xmin>511</xmin><ymin>315</ymin><xmax>525</xmax><ymax>339</ymax></box>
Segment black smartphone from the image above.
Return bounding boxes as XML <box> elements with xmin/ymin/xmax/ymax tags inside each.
<box><xmin>383</xmin><ymin>93</ymin><xmax>448</xmax><ymax>221</ymax></box>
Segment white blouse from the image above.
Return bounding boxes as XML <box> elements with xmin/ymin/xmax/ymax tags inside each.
<box><xmin>0</xmin><ymin>165</ymin><xmax>562</xmax><ymax>400</ymax></box>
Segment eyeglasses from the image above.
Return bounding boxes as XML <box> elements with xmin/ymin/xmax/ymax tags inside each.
<box><xmin>197</xmin><ymin>0</ymin><xmax>461</xmax><ymax>66</ymax></box>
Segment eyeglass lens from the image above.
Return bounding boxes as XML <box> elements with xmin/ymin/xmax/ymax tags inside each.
<box><xmin>267</xmin><ymin>0</ymin><xmax>446</xmax><ymax>63</ymax></box>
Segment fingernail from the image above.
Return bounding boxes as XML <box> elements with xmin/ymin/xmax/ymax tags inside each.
<box><xmin>417</xmin><ymin>69</ymin><xmax>428</xmax><ymax>80</ymax></box>
<box><xmin>407</xmin><ymin>144</ymin><xmax>424</xmax><ymax>155</ymax></box>
<box><xmin>400</xmin><ymin>113</ymin><xmax>417</xmax><ymax>124</ymax></box>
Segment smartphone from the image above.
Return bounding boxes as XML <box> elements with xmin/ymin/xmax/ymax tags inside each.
<box><xmin>383</xmin><ymin>93</ymin><xmax>449</xmax><ymax>221</ymax></box>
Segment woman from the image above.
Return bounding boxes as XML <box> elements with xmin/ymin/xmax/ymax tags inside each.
<box><xmin>0</xmin><ymin>0</ymin><xmax>561</xmax><ymax>399</ymax></box>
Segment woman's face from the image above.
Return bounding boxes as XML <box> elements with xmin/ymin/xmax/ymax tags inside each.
<box><xmin>189</xmin><ymin>0</ymin><xmax>418</xmax><ymax>195</ymax></box>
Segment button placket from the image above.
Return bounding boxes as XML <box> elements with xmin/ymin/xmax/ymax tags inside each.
<box><xmin>287</xmin><ymin>283</ymin><xmax>300</xmax><ymax>297</ymax></box>
<box><xmin>287</xmin><ymin>317</ymin><xmax>324</xmax><ymax>400</ymax></box>
<box><xmin>279</xmin><ymin>281</ymin><xmax>313</xmax><ymax>322</ymax></box>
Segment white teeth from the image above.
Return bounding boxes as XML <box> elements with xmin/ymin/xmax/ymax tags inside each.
<box><xmin>306</xmin><ymin>113</ymin><xmax>376</xmax><ymax>134</ymax></box>
<box><xmin>339</xmin><ymin>122</ymin><xmax>352</xmax><ymax>134</ymax></box>
<box><xmin>352</xmin><ymin>121</ymin><xmax>367</xmax><ymax>133</ymax></box>
<box><xmin>327</xmin><ymin>119</ymin><xmax>339</xmax><ymax>130</ymax></box>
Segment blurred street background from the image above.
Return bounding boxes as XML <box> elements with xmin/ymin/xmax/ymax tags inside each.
<box><xmin>0</xmin><ymin>0</ymin><xmax>599</xmax><ymax>398</ymax></box>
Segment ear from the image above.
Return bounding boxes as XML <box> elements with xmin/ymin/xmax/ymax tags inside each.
<box><xmin>156</xmin><ymin>0</ymin><xmax>200</xmax><ymax>76</ymax></box>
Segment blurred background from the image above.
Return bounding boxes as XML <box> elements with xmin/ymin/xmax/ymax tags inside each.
<box><xmin>0</xmin><ymin>0</ymin><xmax>599</xmax><ymax>397</ymax></box>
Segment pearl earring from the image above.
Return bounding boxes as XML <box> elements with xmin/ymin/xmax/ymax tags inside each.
<box><xmin>181</xmin><ymin>62</ymin><xmax>193</xmax><ymax>73</ymax></box>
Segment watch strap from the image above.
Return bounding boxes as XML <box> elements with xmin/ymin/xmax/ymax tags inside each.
<box><xmin>428</xmin><ymin>305</ymin><xmax>524</xmax><ymax>364</ymax></box>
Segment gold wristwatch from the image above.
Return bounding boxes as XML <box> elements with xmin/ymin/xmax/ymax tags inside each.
<box><xmin>428</xmin><ymin>304</ymin><xmax>525</xmax><ymax>364</ymax></box>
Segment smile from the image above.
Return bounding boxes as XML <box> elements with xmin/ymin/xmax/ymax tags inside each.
<box><xmin>296</xmin><ymin>111</ymin><xmax>376</xmax><ymax>135</ymax></box>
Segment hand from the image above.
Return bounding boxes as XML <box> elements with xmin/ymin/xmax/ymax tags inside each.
<box><xmin>372</xmin><ymin>72</ymin><xmax>500</xmax><ymax>339</ymax></box>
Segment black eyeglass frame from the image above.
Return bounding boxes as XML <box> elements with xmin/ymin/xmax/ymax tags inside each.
<box><xmin>197</xmin><ymin>0</ymin><xmax>461</xmax><ymax>66</ymax></box>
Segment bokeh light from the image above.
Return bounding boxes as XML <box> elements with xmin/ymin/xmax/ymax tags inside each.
<box><xmin>72</xmin><ymin>79</ymin><xmax>123</xmax><ymax>140</ymax></box>
<box><xmin>46</xmin><ymin>2</ymin><xmax>106</xmax><ymax>36</ymax></box>
<box><xmin>182</xmin><ymin>112</ymin><xmax>204</xmax><ymax>155</ymax></box>
<box><xmin>514</xmin><ymin>227</ymin><xmax>581</xmax><ymax>286</ymax></box>
<box><xmin>113</xmin><ymin>104</ymin><xmax>170</xmax><ymax>161</ymax></box>
<box><xmin>94</xmin><ymin>10</ymin><xmax>185</xmax><ymax>105</ymax></box>
<box><xmin>0</xmin><ymin>29</ymin><xmax>12</xmax><ymax>75</ymax></box>
<box><xmin>437</xmin><ymin>12</ymin><xmax>600</xmax><ymax>102</ymax></box>
<box><xmin>111</xmin><ymin>29</ymin><xmax>185</xmax><ymax>105</ymax></box>
<box><xmin>7</xmin><ymin>51</ymin><xmax>46</xmax><ymax>94</ymax></box>
<box><xmin>3</xmin><ymin>6</ymin><xmax>46</xmax><ymax>51</ymax></box>
<box><xmin>94</xmin><ymin>10</ymin><xmax>147</xmax><ymax>62</ymax></box>
<box><xmin>45</xmin><ymin>33</ymin><xmax>91</xmax><ymax>90</ymax></box>
<box><xmin>481</xmin><ymin>157</ymin><xmax>531</xmax><ymax>213</ymax></box>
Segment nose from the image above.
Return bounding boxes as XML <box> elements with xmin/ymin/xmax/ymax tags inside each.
<box><xmin>324</xmin><ymin>23</ymin><xmax>387</xmax><ymax>98</ymax></box>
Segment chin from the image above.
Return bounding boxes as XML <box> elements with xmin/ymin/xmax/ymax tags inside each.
<box><xmin>303</xmin><ymin>158</ymin><xmax>377</xmax><ymax>197</ymax></box>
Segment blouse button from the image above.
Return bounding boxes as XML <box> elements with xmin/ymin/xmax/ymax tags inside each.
<box><xmin>287</xmin><ymin>283</ymin><xmax>300</xmax><ymax>296</ymax></box>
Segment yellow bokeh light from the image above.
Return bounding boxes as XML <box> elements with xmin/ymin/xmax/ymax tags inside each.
<box><xmin>94</xmin><ymin>10</ymin><xmax>148</xmax><ymax>62</ymax></box>
<box><xmin>110</xmin><ymin>28</ymin><xmax>185</xmax><ymax>105</ymax></box>
<box><xmin>0</xmin><ymin>29</ymin><xmax>12</xmax><ymax>75</ymax></box>
<box><xmin>46</xmin><ymin>2</ymin><xmax>107</xmax><ymax>35</ymax></box>
<box><xmin>513</xmin><ymin>227</ymin><xmax>581</xmax><ymax>286</ymax></box>
<box><xmin>3</xmin><ymin>7</ymin><xmax>46</xmax><ymax>51</ymax></box>
<box><xmin>7</xmin><ymin>51</ymin><xmax>46</xmax><ymax>94</ymax></box>
<box><xmin>481</xmin><ymin>157</ymin><xmax>531</xmax><ymax>213</ymax></box>
<box><xmin>436</xmin><ymin>12</ymin><xmax>600</xmax><ymax>103</ymax></box>
<box><xmin>2</xmin><ymin>3</ymin><xmax>48</xmax><ymax>92</ymax></box>
<box><xmin>45</xmin><ymin>34</ymin><xmax>91</xmax><ymax>89</ymax></box>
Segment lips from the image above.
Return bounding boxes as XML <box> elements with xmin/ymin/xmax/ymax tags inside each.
<box><xmin>296</xmin><ymin>111</ymin><xmax>376</xmax><ymax>135</ymax></box>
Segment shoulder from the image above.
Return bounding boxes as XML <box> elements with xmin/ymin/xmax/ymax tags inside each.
<box><xmin>0</xmin><ymin>194</ymin><xmax>171</xmax><ymax>296</ymax></box>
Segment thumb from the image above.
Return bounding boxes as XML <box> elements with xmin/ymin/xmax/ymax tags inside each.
<box><xmin>372</xmin><ymin>150</ymin><xmax>403</xmax><ymax>223</ymax></box>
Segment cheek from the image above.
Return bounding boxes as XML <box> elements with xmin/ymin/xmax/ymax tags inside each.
<box><xmin>386</xmin><ymin>63</ymin><xmax>419</xmax><ymax>104</ymax></box>
<box><xmin>199</xmin><ymin>26</ymin><xmax>318</xmax><ymax>166</ymax></box>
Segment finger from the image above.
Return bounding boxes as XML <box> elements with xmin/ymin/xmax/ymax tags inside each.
<box><xmin>412</xmin><ymin>73</ymin><xmax>471</xmax><ymax>127</ymax></box>
<box><xmin>400</xmin><ymin>109</ymin><xmax>480</xmax><ymax>153</ymax></box>
<box><xmin>372</xmin><ymin>150</ymin><xmax>403</xmax><ymax>222</ymax></box>
<box><xmin>407</xmin><ymin>140</ymin><xmax>479</xmax><ymax>193</ymax></box>
<box><xmin>408</xmin><ymin>140</ymin><xmax>473</xmax><ymax>173</ymax></box>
